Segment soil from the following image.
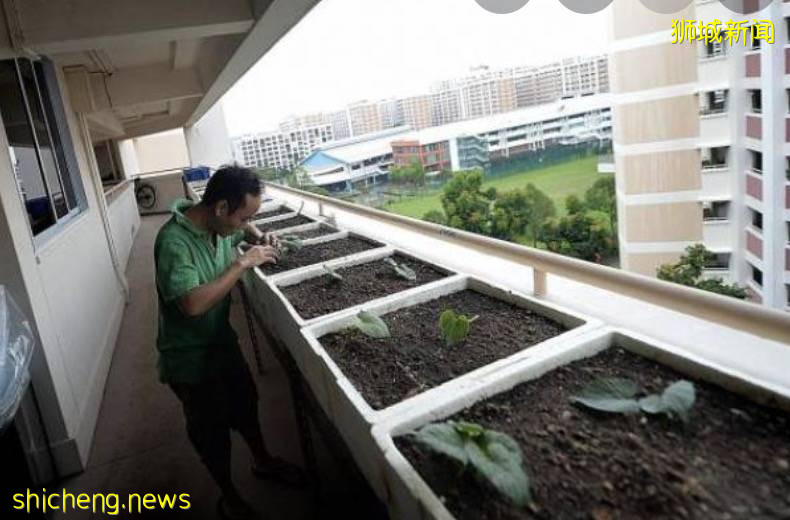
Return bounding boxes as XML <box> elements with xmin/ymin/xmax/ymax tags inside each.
<box><xmin>258</xmin><ymin>215</ymin><xmax>314</xmax><ymax>231</ymax></box>
<box><xmin>396</xmin><ymin>347</ymin><xmax>790</xmax><ymax>520</ymax></box>
<box><xmin>259</xmin><ymin>236</ymin><xmax>383</xmax><ymax>275</ymax></box>
<box><xmin>282</xmin><ymin>225</ymin><xmax>339</xmax><ymax>240</ymax></box>
<box><xmin>280</xmin><ymin>253</ymin><xmax>450</xmax><ymax>320</ymax></box>
<box><xmin>320</xmin><ymin>290</ymin><xmax>568</xmax><ymax>410</ymax></box>
<box><xmin>253</xmin><ymin>206</ymin><xmax>292</xmax><ymax>219</ymax></box>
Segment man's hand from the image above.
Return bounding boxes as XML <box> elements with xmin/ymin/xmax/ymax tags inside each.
<box><xmin>256</xmin><ymin>232</ymin><xmax>280</xmax><ymax>249</ymax></box>
<box><xmin>236</xmin><ymin>245</ymin><xmax>279</xmax><ymax>269</ymax></box>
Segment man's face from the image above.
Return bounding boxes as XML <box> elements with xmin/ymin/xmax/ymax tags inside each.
<box><xmin>211</xmin><ymin>193</ymin><xmax>261</xmax><ymax>236</ymax></box>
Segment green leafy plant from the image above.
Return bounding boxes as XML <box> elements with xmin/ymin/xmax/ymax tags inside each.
<box><xmin>351</xmin><ymin>310</ymin><xmax>390</xmax><ymax>339</ymax></box>
<box><xmin>384</xmin><ymin>258</ymin><xmax>417</xmax><ymax>282</ymax></box>
<box><xmin>322</xmin><ymin>264</ymin><xmax>344</xmax><ymax>283</ymax></box>
<box><xmin>439</xmin><ymin>309</ymin><xmax>478</xmax><ymax>347</ymax></box>
<box><xmin>571</xmin><ymin>377</ymin><xmax>696</xmax><ymax>422</ymax></box>
<box><xmin>277</xmin><ymin>235</ymin><xmax>304</xmax><ymax>256</ymax></box>
<box><xmin>412</xmin><ymin>420</ymin><xmax>531</xmax><ymax>508</ymax></box>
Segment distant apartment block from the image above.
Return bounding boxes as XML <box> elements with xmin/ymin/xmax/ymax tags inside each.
<box><xmin>611</xmin><ymin>1</ymin><xmax>790</xmax><ymax>312</ymax></box>
<box><xmin>232</xmin><ymin>122</ymin><xmax>333</xmax><ymax>170</ymax></box>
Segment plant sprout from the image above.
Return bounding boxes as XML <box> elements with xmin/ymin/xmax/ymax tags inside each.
<box><xmin>277</xmin><ymin>235</ymin><xmax>304</xmax><ymax>256</ymax></box>
<box><xmin>384</xmin><ymin>257</ymin><xmax>417</xmax><ymax>282</ymax></box>
<box><xmin>322</xmin><ymin>264</ymin><xmax>344</xmax><ymax>283</ymax></box>
<box><xmin>412</xmin><ymin>420</ymin><xmax>531</xmax><ymax>508</ymax></box>
<box><xmin>439</xmin><ymin>309</ymin><xmax>479</xmax><ymax>347</ymax></box>
<box><xmin>351</xmin><ymin>310</ymin><xmax>390</xmax><ymax>339</ymax></box>
<box><xmin>571</xmin><ymin>377</ymin><xmax>696</xmax><ymax>422</ymax></box>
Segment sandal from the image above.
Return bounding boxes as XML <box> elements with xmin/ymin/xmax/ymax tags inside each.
<box><xmin>251</xmin><ymin>457</ymin><xmax>308</xmax><ymax>488</ymax></box>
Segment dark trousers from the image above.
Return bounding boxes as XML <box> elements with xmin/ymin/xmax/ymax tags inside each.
<box><xmin>169</xmin><ymin>347</ymin><xmax>260</xmax><ymax>494</ymax></box>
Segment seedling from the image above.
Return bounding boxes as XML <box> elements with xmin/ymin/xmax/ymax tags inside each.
<box><xmin>277</xmin><ymin>235</ymin><xmax>304</xmax><ymax>256</ymax></box>
<box><xmin>351</xmin><ymin>310</ymin><xmax>390</xmax><ymax>339</ymax></box>
<box><xmin>439</xmin><ymin>309</ymin><xmax>479</xmax><ymax>347</ymax></box>
<box><xmin>384</xmin><ymin>257</ymin><xmax>417</xmax><ymax>282</ymax></box>
<box><xmin>322</xmin><ymin>264</ymin><xmax>344</xmax><ymax>283</ymax></box>
<box><xmin>412</xmin><ymin>420</ymin><xmax>531</xmax><ymax>508</ymax></box>
<box><xmin>571</xmin><ymin>377</ymin><xmax>696</xmax><ymax>422</ymax></box>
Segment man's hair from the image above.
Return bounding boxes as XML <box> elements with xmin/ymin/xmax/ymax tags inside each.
<box><xmin>201</xmin><ymin>164</ymin><xmax>261</xmax><ymax>214</ymax></box>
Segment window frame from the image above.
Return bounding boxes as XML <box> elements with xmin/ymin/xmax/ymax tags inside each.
<box><xmin>2</xmin><ymin>57</ymin><xmax>87</xmax><ymax>248</ymax></box>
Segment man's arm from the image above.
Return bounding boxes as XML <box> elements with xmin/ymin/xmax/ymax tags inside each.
<box><xmin>177</xmin><ymin>245</ymin><xmax>278</xmax><ymax>317</ymax></box>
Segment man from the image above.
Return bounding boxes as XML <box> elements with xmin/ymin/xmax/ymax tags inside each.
<box><xmin>155</xmin><ymin>165</ymin><xmax>303</xmax><ymax>520</ymax></box>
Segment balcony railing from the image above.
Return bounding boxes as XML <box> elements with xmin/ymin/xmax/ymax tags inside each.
<box><xmin>264</xmin><ymin>184</ymin><xmax>790</xmax><ymax>344</ymax></box>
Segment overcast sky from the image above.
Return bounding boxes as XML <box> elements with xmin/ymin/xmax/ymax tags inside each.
<box><xmin>221</xmin><ymin>0</ymin><xmax>611</xmax><ymax>136</ymax></box>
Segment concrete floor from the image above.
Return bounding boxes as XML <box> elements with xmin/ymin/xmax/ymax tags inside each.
<box><xmin>54</xmin><ymin>215</ymin><xmax>385</xmax><ymax>519</ymax></box>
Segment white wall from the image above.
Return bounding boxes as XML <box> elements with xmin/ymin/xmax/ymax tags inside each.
<box><xmin>107</xmin><ymin>183</ymin><xmax>141</xmax><ymax>268</ymax></box>
<box><xmin>0</xmin><ymin>65</ymin><xmax>137</xmax><ymax>475</ymax></box>
<box><xmin>133</xmin><ymin>129</ymin><xmax>190</xmax><ymax>174</ymax></box>
<box><xmin>117</xmin><ymin>139</ymin><xmax>140</xmax><ymax>177</ymax></box>
<box><xmin>185</xmin><ymin>102</ymin><xmax>233</xmax><ymax>169</ymax></box>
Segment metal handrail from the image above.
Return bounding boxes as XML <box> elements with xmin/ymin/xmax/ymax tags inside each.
<box><xmin>267</xmin><ymin>183</ymin><xmax>790</xmax><ymax>345</ymax></box>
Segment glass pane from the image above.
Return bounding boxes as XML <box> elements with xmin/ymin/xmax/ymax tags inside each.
<box><xmin>34</xmin><ymin>61</ymin><xmax>78</xmax><ymax>210</ymax></box>
<box><xmin>0</xmin><ymin>60</ymin><xmax>56</xmax><ymax>235</ymax></box>
<box><xmin>17</xmin><ymin>59</ymin><xmax>68</xmax><ymax>218</ymax></box>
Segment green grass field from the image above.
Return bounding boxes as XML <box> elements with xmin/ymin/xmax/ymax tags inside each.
<box><xmin>383</xmin><ymin>156</ymin><xmax>609</xmax><ymax>219</ymax></box>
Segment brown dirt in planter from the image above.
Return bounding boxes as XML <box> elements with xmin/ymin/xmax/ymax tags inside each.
<box><xmin>280</xmin><ymin>253</ymin><xmax>450</xmax><ymax>320</ymax></box>
<box><xmin>254</xmin><ymin>206</ymin><xmax>292</xmax><ymax>220</ymax></box>
<box><xmin>259</xmin><ymin>236</ymin><xmax>382</xmax><ymax>275</ymax></box>
<box><xmin>282</xmin><ymin>225</ymin><xmax>339</xmax><ymax>241</ymax></box>
<box><xmin>396</xmin><ymin>347</ymin><xmax>790</xmax><ymax>520</ymax></box>
<box><xmin>320</xmin><ymin>290</ymin><xmax>568</xmax><ymax>410</ymax></box>
<box><xmin>258</xmin><ymin>215</ymin><xmax>314</xmax><ymax>231</ymax></box>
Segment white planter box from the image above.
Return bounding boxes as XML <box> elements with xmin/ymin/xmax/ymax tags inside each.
<box><xmin>272</xmin><ymin>221</ymin><xmax>345</xmax><ymax>243</ymax></box>
<box><xmin>297</xmin><ymin>276</ymin><xmax>603</xmax><ymax>498</ymax></box>
<box><xmin>240</xmin><ymin>234</ymin><xmax>390</xmax><ymax>344</ymax></box>
<box><xmin>372</xmin><ymin>327</ymin><xmax>790</xmax><ymax>520</ymax></box>
<box><xmin>257</xmin><ymin>248</ymin><xmax>459</xmax><ymax>386</ymax></box>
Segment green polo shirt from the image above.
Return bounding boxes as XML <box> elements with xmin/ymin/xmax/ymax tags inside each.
<box><xmin>154</xmin><ymin>199</ymin><xmax>245</xmax><ymax>384</ymax></box>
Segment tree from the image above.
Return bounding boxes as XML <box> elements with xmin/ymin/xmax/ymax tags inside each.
<box><xmin>565</xmin><ymin>194</ymin><xmax>585</xmax><ymax>216</ymax></box>
<box><xmin>440</xmin><ymin>170</ymin><xmax>495</xmax><ymax>234</ymax></box>
<box><xmin>390</xmin><ymin>160</ymin><xmax>426</xmax><ymax>187</ymax></box>
<box><xmin>422</xmin><ymin>209</ymin><xmax>447</xmax><ymax>225</ymax></box>
<box><xmin>584</xmin><ymin>177</ymin><xmax>617</xmax><ymax>235</ymax></box>
<box><xmin>657</xmin><ymin>245</ymin><xmax>748</xmax><ymax>300</ymax></box>
<box><xmin>539</xmin><ymin>212</ymin><xmax>611</xmax><ymax>262</ymax></box>
<box><xmin>489</xmin><ymin>183</ymin><xmax>555</xmax><ymax>244</ymax></box>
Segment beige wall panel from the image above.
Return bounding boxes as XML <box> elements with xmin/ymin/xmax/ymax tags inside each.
<box><xmin>619</xmin><ymin>150</ymin><xmax>701</xmax><ymax>194</ymax></box>
<box><xmin>625</xmin><ymin>202</ymin><xmax>702</xmax><ymax>242</ymax></box>
<box><xmin>613</xmin><ymin>42</ymin><xmax>697</xmax><ymax>93</ymax></box>
<box><xmin>626</xmin><ymin>252</ymin><xmax>684</xmax><ymax>277</ymax></box>
<box><xmin>612</xmin><ymin>2</ymin><xmax>695</xmax><ymax>40</ymax></box>
<box><xmin>614</xmin><ymin>96</ymin><xmax>699</xmax><ymax>145</ymax></box>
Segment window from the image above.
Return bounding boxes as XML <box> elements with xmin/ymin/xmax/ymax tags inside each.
<box><xmin>751</xmin><ymin>209</ymin><xmax>763</xmax><ymax>231</ymax></box>
<box><xmin>705</xmin><ymin>252</ymin><xmax>730</xmax><ymax>270</ymax></box>
<box><xmin>702</xmin><ymin>146</ymin><xmax>728</xmax><ymax>169</ymax></box>
<box><xmin>704</xmin><ymin>40</ymin><xmax>725</xmax><ymax>58</ymax></box>
<box><xmin>701</xmin><ymin>90</ymin><xmax>727</xmax><ymax>115</ymax></box>
<box><xmin>751</xmin><ymin>150</ymin><xmax>763</xmax><ymax>173</ymax></box>
<box><xmin>1</xmin><ymin>58</ymin><xmax>85</xmax><ymax>238</ymax></box>
<box><xmin>752</xmin><ymin>266</ymin><xmax>763</xmax><ymax>287</ymax></box>
<box><xmin>703</xmin><ymin>201</ymin><xmax>730</xmax><ymax>221</ymax></box>
<box><xmin>749</xmin><ymin>90</ymin><xmax>762</xmax><ymax>113</ymax></box>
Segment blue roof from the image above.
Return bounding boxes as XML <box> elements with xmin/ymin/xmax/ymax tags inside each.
<box><xmin>300</xmin><ymin>151</ymin><xmax>344</xmax><ymax>172</ymax></box>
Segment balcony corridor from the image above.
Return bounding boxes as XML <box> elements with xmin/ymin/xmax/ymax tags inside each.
<box><xmin>54</xmin><ymin>215</ymin><xmax>383</xmax><ymax>519</ymax></box>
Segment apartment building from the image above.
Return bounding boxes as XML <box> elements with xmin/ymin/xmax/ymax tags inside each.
<box><xmin>611</xmin><ymin>0</ymin><xmax>790</xmax><ymax>312</ymax></box>
<box><xmin>232</xmin><ymin>122</ymin><xmax>333</xmax><ymax>171</ymax></box>
<box><xmin>400</xmin><ymin>94</ymin><xmax>435</xmax><ymax>131</ymax></box>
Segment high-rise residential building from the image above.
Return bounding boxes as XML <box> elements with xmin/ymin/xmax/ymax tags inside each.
<box><xmin>378</xmin><ymin>98</ymin><xmax>405</xmax><ymax>129</ymax></box>
<box><xmin>348</xmin><ymin>100</ymin><xmax>384</xmax><ymax>136</ymax></box>
<box><xmin>329</xmin><ymin>109</ymin><xmax>352</xmax><ymax>140</ymax></box>
<box><xmin>430</xmin><ymin>82</ymin><xmax>464</xmax><ymax>126</ymax></box>
<box><xmin>514</xmin><ymin>55</ymin><xmax>610</xmax><ymax>108</ymax></box>
<box><xmin>401</xmin><ymin>94</ymin><xmax>435</xmax><ymax>130</ymax></box>
<box><xmin>232</xmin><ymin>122</ymin><xmax>333</xmax><ymax>171</ymax></box>
<box><xmin>611</xmin><ymin>1</ymin><xmax>789</xmax><ymax>312</ymax></box>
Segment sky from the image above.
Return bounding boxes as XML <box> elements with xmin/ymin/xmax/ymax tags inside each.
<box><xmin>221</xmin><ymin>0</ymin><xmax>611</xmax><ymax>136</ymax></box>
